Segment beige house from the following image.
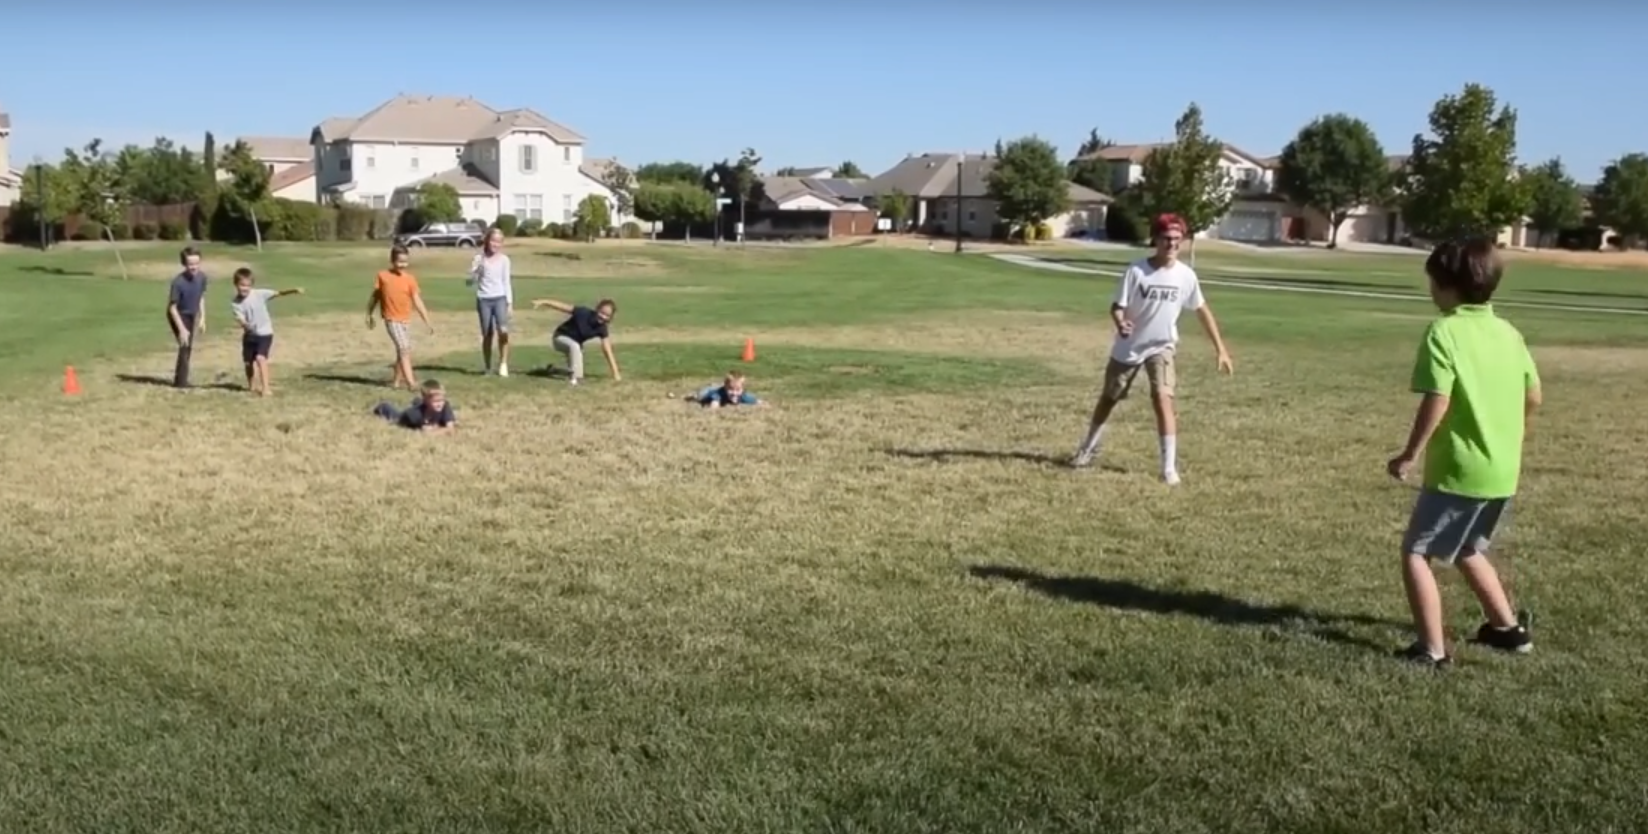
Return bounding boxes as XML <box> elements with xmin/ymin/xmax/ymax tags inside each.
<box><xmin>865</xmin><ymin>152</ymin><xmax>1111</xmax><ymax>238</ymax></box>
<box><xmin>758</xmin><ymin>175</ymin><xmax>874</xmax><ymax>212</ymax></box>
<box><xmin>1288</xmin><ymin>155</ymin><xmax>1533</xmax><ymax>248</ymax></box>
<box><xmin>219</xmin><ymin>136</ymin><xmax>316</xmax><ymax>202</ymax></box>
<box><xmin>0</xmin><ymin>108</ymin><xmax>20</xmax><ymax>208</ymax></box>
<box><xmin>1081</xmin><ymin>142</ymin><xmax>1285</xmax><ymax>242</ymax></box>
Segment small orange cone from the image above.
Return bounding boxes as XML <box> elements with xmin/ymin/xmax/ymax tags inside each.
<box><xmin>62</xmin><ymin>366</ymin><xmax>82</xmax><ymax>396</ymax></box>
<box><xmin>741</xmin><ymin>338</ymin><xmax>756</xmax><ymax>363</ymax></box>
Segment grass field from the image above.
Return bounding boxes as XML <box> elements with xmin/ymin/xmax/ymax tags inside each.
<box><xmin>3</xmin><ymin>238</ymin><xmax>1648</xmax><ymax>833</ymax></box>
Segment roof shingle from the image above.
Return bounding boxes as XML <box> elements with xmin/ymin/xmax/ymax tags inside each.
<box><xmin>312</xmin><ymin>95</ymin><xmax>586</xmax><ymax>146</ymax></box>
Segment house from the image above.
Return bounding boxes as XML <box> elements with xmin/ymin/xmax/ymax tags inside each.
<box><xmin>0</xmin><ymin>107</ymin><xmax>20</xmax><ymax>208</ymax></box>
<box><xmin>757</xmin><ymin>175</ymin><xmax>873</xmax><ymax>211</ymax></box>
<box><xmin>1286</xmin><ymin>155</ymin><xmax>1536</xmax><ymax>248</ymax></box>
<box><xmin>309</xmin><ymin>94</ymin><xmax>628</xmax><ymax>226</ymax></box>
<box><xmin>1081</xmin><ymin>142</ymin><xmax>1283</xmax><ymax>241</ymax></box>
<box><xmin>864</xmin><ymin>152</ymin><xmax>1111</xmax><ymax>238</ymax></box>
<box><xmin>222</xmin><ymin>136</ymin><xmax>317</xmax><ymax>202</ymax></box>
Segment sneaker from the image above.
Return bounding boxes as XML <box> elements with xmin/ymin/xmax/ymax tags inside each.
<box><xmin>497</xmin><ymin>363</ymin><xmax>509</xmax><ymax>378</ymax></box>
<box><xmin>1470</xmin><ymin>622</ymin><xmax>1533</xmax><ymax>654</ymax></box>
<box><xmin>1395</xmin><ymin>642</ymin><xmax>1452</xmax><ymax>669</ymax></box>
<box><xmin>1069</xmin><ymin>449</ymin><xmax>1095</xmax><ymax>469</ymax></box>
<box><xmin>1162</xmin><ymin>470</ymin><xmax>1181</xmax><ymax>486</ymax></box>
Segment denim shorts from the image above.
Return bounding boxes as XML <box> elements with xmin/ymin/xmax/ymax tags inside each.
<box><xmin>477</xmin><ymin>296</ymin><xmax>510</xmax><ymax>335</ymax></box>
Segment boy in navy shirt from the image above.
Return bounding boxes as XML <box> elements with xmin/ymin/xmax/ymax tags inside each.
<box><xmin>373</xmin><ymin>380</ymin><xmax>458</xmax><ymax>434</ymax></box>
<box><xmin>688</xmin><ymin>371</ymin><xmax>764</xmax><ymax>408</ymax></box>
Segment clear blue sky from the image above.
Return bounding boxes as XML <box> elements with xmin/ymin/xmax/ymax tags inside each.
<box><xmin>4</xmin><ymin>6</ymin><xmax>1643</xmax><ymax>183</ymax></box>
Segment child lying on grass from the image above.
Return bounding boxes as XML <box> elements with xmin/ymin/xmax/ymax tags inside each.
<box><xmin>685</xmin><ymin>371</ymin><xmax>765</xmax><ymax>408</ymax></box>
<box><xmin>372</xmin><ymin>379</ymin><xmax>458</xmax><ymax>434</ymax></box>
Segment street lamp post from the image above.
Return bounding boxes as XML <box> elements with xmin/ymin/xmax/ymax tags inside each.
<box><xmin>709</xmin><ymin>171</ymin><xmax>722</xmax><ymax>246</ymax></box>
<box><xmin>953</xmin><ymin>158</ymin><xmax>964</xmax><ymax>253</ymax></box>
<box><xmin>738</xmin><ymin>181</ymin><xmax>747</xmax><ymax>247</ymax></box>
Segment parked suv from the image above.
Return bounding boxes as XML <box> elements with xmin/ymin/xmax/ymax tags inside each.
<box><xmin>395</xmin><ymin>221</ymin><xmax>486</xmax><ymax>248</ymax></box>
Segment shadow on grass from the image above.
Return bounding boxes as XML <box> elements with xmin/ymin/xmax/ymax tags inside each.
<box><xmin>883</xmin><ymin>446</ymin><xmax>1124</xmax><ymax>473</ymax></box>
<box><xmin>969</xmin><ymin>564</ymin><xmax>1402</xmax><ymax>651</ymax></box>
<box><xmin>1530</xmin><ymin>287</ymin><xmax>1648</xmax><ymax>303</ymax></box>
<box><xmin>420</xmin><ymin>364</ymin><xmax>483</xmax><ymax>377</ymax></box>
<box><xmin>303</xmin><ymin>372</ymin><xmax>388</xmax><ymax>388</ymax></box>
<box><xmin>18</xmin><ymin>265</ymin><xmax>98</xmax><ymax>277</ymax></box>
<box><xmin>114</xmin><ymin>373</ymin><xmax>241</xmax><ymax>392</ymax></box>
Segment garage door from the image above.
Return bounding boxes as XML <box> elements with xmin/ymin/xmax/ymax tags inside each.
<box><xmin>1217</xmin><ymin>209</ymin><xmax>1277</xmax><ymax>242</ymax></box>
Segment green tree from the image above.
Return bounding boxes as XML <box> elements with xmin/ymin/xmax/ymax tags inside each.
<box><xmin>60</xmin><ymin>139</ymin><xmax>132</xmax><ymax>278</ymax></box>
<box><xmin>1400</xmin><ymin>83</ymin><xmax>1529</xmax><ymax>239</ymax></box>
<box><xmin>194</xmin><ymin>131</ymin><xmax>219</xmax><ymax>240</ymax></box>
<box><xmin>1075</xmin><ymin>128</ymin><xmax>1112</xmax><ymax>158</ymax></box>
<box><xmin>986</xmin><ymin>135</ymin><xmax>1071</xmax><ymax>232</ymax></box>
<box><xmin>1592</xmin><ymin>153</ymin><xmax>1648</xmax><ymax>248</ymax></box>
<box><xmin>601</xmin><ymin>162</ymin><xmax>635</xmax><ymax>219</ymax></box>
<box><xmin>635</xmin><ymin>161</ymin><xmax>704</xmax><ymax>186</ymax></box>
<box><xmin>1130</xmin><ymin>103</ymin><xmax>1233</xmax><ymax>239</ymax></box>
<box><xmin>118</xmin><ymin>137</ymin><xmax>205</xmax><ymax>205</ymax></box>
<box><xmin>1521</xmin><ymin>157</ymin><xmax>1586</xmax><ymax>248</ymax></box>
<box><xmin>1275</xmin><ymin>114</ymin><xmax>1389</xmax><ymax>248</ymax></box>
<box><xmin>13</xmin><ymin>163</ymin><xmax>74</xmax><ymax>246</ymax></box>
<box><xmin>413</xmin><ymin>182</ymin><xmax>464</xmax><ymax>223</ymax></box>
<box><xmin>574</xmin><ymin>194</ymin><xmax>613</xmax><ymax>241</ymax></box>
<box><xmin>1067</xmin><ymin>128</ymin><xmax>1117</xmax><ymax>196</ymax></box>
<box><xmin>632</xmin><ymin>182</ymin><xmax>673</xmax><ymax>238</ymax></box>
<box><xmin>218</xmin><ymin>139</ymin><xmax>275</xmax><ymax>248</ymax></box>
<box><xmin>879</xmin><ymin>188</ymin><xmax>911</xmax><ymax>232</ymax></box>
<box><xmin>835</xmin><ymin>160</ymin><xmax>866</xmax><ymax>178</ymax></box>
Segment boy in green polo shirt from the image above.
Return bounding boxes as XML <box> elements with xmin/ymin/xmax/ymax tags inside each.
<box><xmin>1387</xmin><ymin>238</ymin><xmax>1542</xmax><ymax>668</ymax></box>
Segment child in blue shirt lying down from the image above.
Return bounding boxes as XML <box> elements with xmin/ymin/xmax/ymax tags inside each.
<box><xmin>685</xmin><ymin>370</ymin><xmax>764</xmax><ymax>409</ymax></box>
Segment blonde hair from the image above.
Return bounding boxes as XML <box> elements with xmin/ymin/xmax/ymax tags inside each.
<box><xmin>724</xmin><ymin>370</ymin><xmax>746</xmax><ymax>384</ymax></box>
<box><xmin>420</xmin><ymin>379</ymin><xmax>445</xmax><ymax>396</ymax></box>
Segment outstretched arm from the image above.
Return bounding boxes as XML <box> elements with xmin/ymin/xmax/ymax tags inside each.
<box><xmin>531</xmin><ymin>298</ymin><xmax>573</xmax><ymax>313</ymax></box>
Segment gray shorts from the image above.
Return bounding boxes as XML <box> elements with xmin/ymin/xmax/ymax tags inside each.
<box><xmin>477</xmin><ymin>296</ymin><xmax>510</xmax><ymax>335</ymax></box>
<box><xmin>1402</xmin><ymin>489</ymin><xmax>1510</xmax><ymax>565</ymax></box>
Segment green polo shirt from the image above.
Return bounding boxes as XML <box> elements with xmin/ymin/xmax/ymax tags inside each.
<box><xmin>1410</xmin><ymin>304</ymin><xmax>1540</xmax><ymax>499</ymax></box>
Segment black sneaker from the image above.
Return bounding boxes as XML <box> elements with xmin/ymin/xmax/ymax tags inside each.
<box><xmin>1470</xmin><ymin>623</ymin><xmax>1533</xmax><ymax>654</ymax></box>
<box><xmin>1396</xmin><ymin>642</ymin><xmax>1452</xmax><ymax>669</ymax></box>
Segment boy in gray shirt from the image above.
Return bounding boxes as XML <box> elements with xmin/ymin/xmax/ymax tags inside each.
<box><xmin>467</xmin><ymin>227</ymin><xmax>514</xmax><ymax>376</ymax></box>
<box><xmin>229</xmin><ymin>267</ymin><xmax>303</xmax><ymax>396</ymax></box>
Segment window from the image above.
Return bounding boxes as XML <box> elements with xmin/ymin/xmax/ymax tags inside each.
<box><xmin>340</xmin><ymin>158</ymin><xmax>352</xmax><ymax>172</ymax></box>
<box><xmin>562</xmin><ymin>194</ymin><xmax>573</xmax><ymax>223</ymax></box>
<box><xmin>486</xmin><ymin>146</ymin><xmax>497</xmax><ymax>161</ymax></box>
<box><xmin>513</xmin><ymin>194</ymin><xmax>543</xmax><ymax>220</ymax></box>
<box><xmin>563</xmin><ymin>146</ymin><xmax>572</xmax><ymax>163</ymax></box>
<box><xmin>967</xmin><ymin>210</ymin><xmax>976</xmax><ymax>221</ymax></box>
<box><xmin>359</xmin><ymin>195</ymin><xmax>387</xmax><ymax>209</ymax></box>
<box><xmin>366</xmin><ymin>155</ymin><xmax>376</xmax><ymax>169</ymax></box>
<box><xmin>519</xmin><ymin>145</ymin><xmax>536</xmax><ymax>173</ymax></box>
<box><xmin>410</xmin><ymin>157</ymin><xmax>420</xmax><ymax>171</ymax></box>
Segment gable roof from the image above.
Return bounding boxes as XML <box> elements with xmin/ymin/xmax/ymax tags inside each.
<box><xmin>268</xmin><ymin>164</ymin><xmax>314</xmax><ymax>193</ymax></box>
<box><xmin>238</xmin><ymin>136</ymin><xmax>311</xmax><ymax>162</ymax></box>
<box><xmin>1082</xmin><ymin>142</ymin><xmax>1269</xmax><ymax>167</ymax></box>
<box><xmin>867</xmin><ymin>153</ymin><xmax>1112</xmax><ymax>203</ymax></box>
<box><xmin>789</xmin><ymin>166</ymin><xmax>833</xmax><ymax>177</ymax></box>
<box><xmin>310</xmin><ymin>95</ymin><xmax>586</xmax><ymax>146</ymax></box>
<box><xmin>395</xmin><ymin>163</ymin><xmax>499</xmax><ymax>195</ymax></box>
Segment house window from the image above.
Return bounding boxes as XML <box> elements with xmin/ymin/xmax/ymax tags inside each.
<box><xmin>513</xmin><ymin>194</ymin><xmax>543</xmax><ymax>220</ymax></box>
<box><xmin>410</xmin><ymin>157</ymin><xmax>420</xmax><ymax>171</ymax></box>
<box><xmin>563</xmin><ymin>146</ymin><xmax>572</xmax><ymax>163</ymax></box>
<box><xmin>519</xmin><ymin>145</ymin><xmax>536</xmax><ymax>173</ymax></box>
<box><xmin>360</xmin><ymin>195</ymin><xmax>387</xmax><ymax>209</ymax></box>
<box><xmin>486</xmin><ymin>147</ymin><xmax>497</xmax><ymax>161</ymax></box>
<box><xmin>340</xmin><ymin>158</ymin><xmax>352</xmax><ymax>172</ymax></box>
<box><xmin>967</xmin><ymin>210</ymin><xmax>976</xmax><ymax>221</ymax></box>
<box><xmin>366</xmin><ymin>155</ymin><xmax>376</xmax><ymax>169</ymax></box>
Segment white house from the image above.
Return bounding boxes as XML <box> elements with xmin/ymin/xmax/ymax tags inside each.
<box><xmin>1084</xmin><ymin>142</ymin><xmax>1282</xmax><ymax>241</ymax></box>
<box><xmin>309</xmin><ymin>94</ymin><xmax>628</xmax><ymax>226</ymax></box>
<box><xmin>0</xmin><ymin>108</ymin><xmax>21</xmax><ymax>208</ymax></box>
<box><xmin>221</xmin><ymin>136</ymin><xmax>317</xmax><ymax>202</ymax></box>
<box><xmin>865</xmin><ymin>152</ymin><xmax>1111</xmax><ymax>238</ymax></box>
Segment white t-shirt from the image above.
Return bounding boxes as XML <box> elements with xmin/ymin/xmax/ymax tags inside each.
<box><xmin>1109</xmin><ymin>258</ymin><xmax>1204</xmax><ymax>364</ymax></box>
<box><xmin>468</xmin><ymin>252</ymin><xmax>513</xmax><ymax>303</ymax></box>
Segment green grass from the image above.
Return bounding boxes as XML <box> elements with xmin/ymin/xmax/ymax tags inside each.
<box><xmin>3</xmin><ymin>239</ymin><xmax>1648</xmax><ymax>833</ymax></box>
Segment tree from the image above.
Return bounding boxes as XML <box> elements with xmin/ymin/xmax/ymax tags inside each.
<box><xmin>118</xmin><ymin>137</ymin><xmax>205</xmax><ymax>205</ymax></box>
<box><xmin>1275</xmin><ymin>114</ymin><xmax>1389</xmax><ymax>248</ymax></box>
<box><xmin>574</xmin><ymin>194</ymin><xmax>613</xmax><ymax>241</ymax></box>
<box><xmin>1067</xmin><ymin>129</ymin><xmax>1116</xmax><ymax>195</ymax></box>
<box><xmin>635</xmin><ymin>161</ymin><xmax>704</xmax><ymax>186</ymax></box>
<box><xmin>1592</xmin><ymin>153</ymin><xmax>1648</xmax><ymax>248</ymax></box>
<box><xmin>60</xmin><ymin>139</ymin><xmax>133</xmax><ymax>278</ymax></box>
<box><xmin>987</xmin><ymin>135</ymin><xmax>1071</xmax><ymax>232</ymax></box>
<box><xmin>879</xmin><ymin>188</ymin><xmax>911</xmax><ymax>232</ymax></box>
<box><xmin>1129</xmin><ymin>103</ymin><xmax>1233</xmax><ymax>242</ymax></box>
<box><xmin>601</xmin><ymin>162</ymin><xmax>636</xmax><ymax>219</ymax></box>
<box><xmin>1400</xmin><ymin>83</ymin><xmax>1529</xmax><ymax>240</ymax></box>
<box><xmin>218</xmin><ymin>139</ymin><xmax>274</xmax><ymax>249</ymax></box>
<box><xmin>836</xmin><ymin>160</ymin><xmax>866</xmax><ymax>178</ymax></box>
<box><xmin>13</xmin><ymin>163</ymin><xmax>73</xmax><ymax>246</ymax></box>
<box><xmin>1075</xmin><ymin>128</ymin><xmax>1112</xmax><ymax>158</ymax></box>
<box><xmin>1521</xmin><ymin>158</ymin><xmax>1585</xmax><ymax>248</ymax></box>
<box><xmin>195</xmin><ymin>131</ymin><xmax>219</xmax><ymax>240</ymax></box>
<box><xmin>632</xmin><ymin>183</ymin><xmax>714</xmax><ymax>240</ymax></box>
<box><xmin>413</xmin><ymin>182</ymin><xmax>463</xmax><ymax>223</ymax></box>
<box><xmin>632</xmin><ymin>182</ymin><xmax>672</xmax><ymax>238</ymax></box>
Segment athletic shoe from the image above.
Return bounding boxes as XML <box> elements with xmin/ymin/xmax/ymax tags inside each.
<box><xmin>1069</xmin><ymin>449</ymin><xmax>1095</xmax><ymax>469</ymax></box>
<box><xmin>1470</xmin><ymin>622</ymin><xmax>1533</xmax><ymax>654</ymax></box>
<box><xmin>1162</xmin><ymin>470</ymin><xmax>1181</xmax><ymax>486</ymax></box>
<box><xmin>497</xmin><ymin>363</ymin><xmax>509</xmax><ymax>378</ymax></box>
<box><xmin>1395</xmin><ymin>642</ymin><xmax>1452</xmax><ymax>669</ymax></box>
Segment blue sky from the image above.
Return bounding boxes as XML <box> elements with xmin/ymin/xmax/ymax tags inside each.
<box><xmin>4</xmin><ymin>6</ymin><xmax>1643</xmax><ymax>183</ymax></box>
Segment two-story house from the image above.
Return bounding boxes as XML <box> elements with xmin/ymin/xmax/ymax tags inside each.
<box><xmin>0</xmin><ymin>107</ymin><xmax>22</xmax><ymax>208</ymax></box>
<box><xmin>309</xmin><ymin>94</ymin><xmax>626</xmax><ymax>226</ymax></box>
<box><xmin>222</xmin><ymin>136</ymin><xmax>316</xmax><ymax>202</ymax></box>
<box><xmin>1082</xmin><ymin>142</ymin><xmax>1284</xmax><ymax>242</ymax></box>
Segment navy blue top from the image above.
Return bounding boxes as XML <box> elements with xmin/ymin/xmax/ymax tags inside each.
<box><xmin>168</xmin><ymin>272</ymin><xmax>209</xmax><ymax>319</ymax></box>
<box><xmin>554</xmin><ymin>306</ymin><xmax>610</xmax><ymax>343</ymax></box>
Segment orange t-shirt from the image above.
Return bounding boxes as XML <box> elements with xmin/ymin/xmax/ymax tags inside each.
<box><xmin>375</xmin><ymin>270</ymin><xmax>420</xmax><ymax>322</ymax></box>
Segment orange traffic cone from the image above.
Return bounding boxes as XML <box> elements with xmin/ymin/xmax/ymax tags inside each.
<box><xmin>62</xmin><ymin>366</ymin><xmax>82</xmax><ymax>396</ymax></box>
<box><xmin>741</xmin><ymin>338</ymin><xmax>756</xmax><ymax>363</ymax></box>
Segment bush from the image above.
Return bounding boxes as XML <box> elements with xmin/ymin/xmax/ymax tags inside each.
<box><xmin>518</xmin><ymin>218</ymin><xmax>544</xmax><ymax>237</ymax></box>
<box><xmin>619</xmin><ymin>221</ymin><xmax>642</xmax><ymax>239</ymax></box>
<box><xmin>107</xmin><ymin>222</ymin><xmax>131</xmax><ymax>241</ymax></box>
<box><xmin>543</xmin><ymin>221</ymin><xmax>564</xmax><ymax>239</ymax></box>
<box><xmin>468</xmin><ymin>217</ymin><xmax>490</xmax><ymax>229</ymax></box>
<box><xmin>368</xmin><ymin>210</ymin><xmax>399</xmax><ymax>240</ymax></box>
<box><xmin>269</xmin><ymin>199</ymin><xmax>335</xmax><ymax>242</ymax></box>
<box><xmin>336</xmin><ymin>205</ymin><xmax>375</xmax><ymax>241</ymax></box>
<box><xmin>494</xmin><ymin>214</ymin><xmax>519</xmax><ymax>237</ymax></box>
<box><xmin>159</xmin><ymin>220</ymin><xmax>188</xmax><ymax>241</ymax></box>
<box><xmin>132</xmin><ymin>222</ymin><xmax>160</xmax><ymax>241</ymax></box>
<box><xmin>73</xmin><ymin>221</ymin><xmax>104</xmax><ymax>241</ymax></box>
<box><xmin>1035</xmin><ymin>223</ymin><xmax>1053</xmax><ymax>241</ymax></box>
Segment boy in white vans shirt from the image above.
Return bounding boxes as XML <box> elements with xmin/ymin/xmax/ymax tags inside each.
<box><xmin>1069</xmin><ymin>213</ymin><xmax>1234</xmax><ymax>484</ymax></box>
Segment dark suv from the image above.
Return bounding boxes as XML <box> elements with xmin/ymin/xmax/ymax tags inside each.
<box><xmin>395</xmin><ymin>221</ymin><xmax>486</xmax><ymax>248</ymax></box>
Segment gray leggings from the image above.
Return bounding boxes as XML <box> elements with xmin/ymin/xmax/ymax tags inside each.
<box><xmin>553</xmin><ymin>335</ymin><xmax>603</xmax><ymax>379</ymax></box>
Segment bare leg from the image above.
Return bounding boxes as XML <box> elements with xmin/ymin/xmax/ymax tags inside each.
<box><xmin>244</xmin><ymin>362</ymin><xmax>256</xmax><ymax>392</ymax></box>
<box><xmin>1152</xmin><ymin>392</ymin><xmax>1179</xmax><ymax>482</ymax></box>
<box><xmin>1457</xmin><ymin>552</ymin><xmax>1519</xmax><ymax>628</ymax></box>
<box><xmin>1402</xmin><ymin>553</ymin><xmax>1447</xmax><ymax>656</ymax></box>
<box><xmin>497</xmin><ymin>332</ymin><xmax>511</xmax><ymax>371</ymax></box>
<box><xmin>481</xmin><ymin>331</ymin><xmax>494</xmax><ymax>372</ymax></box>
<box><xmin>256</xmin><ymin>357</ymin><xmax>272</xmax><ymax>396</ymax></box>
<box><xmin>397</xmin><ymin>352</ymin><xmax>416</xmax><ymax>390</ymax></box>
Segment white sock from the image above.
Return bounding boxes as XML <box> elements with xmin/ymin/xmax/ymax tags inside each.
<box><xmin>1079</xmin><ymin>424</ymin><xmax>1106</xmax><ymax>454</ymax></box>
<box><xmin>1160</xmin><ymin>435</ymin><xmax>1177</xmax><ymax>472</ymax></box>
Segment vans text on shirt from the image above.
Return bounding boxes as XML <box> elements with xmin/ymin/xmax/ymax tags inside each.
<box><xmin>1110</xmin><ymin>259</ymin><xmax>1204</xmax><ymax>365</ymax></box>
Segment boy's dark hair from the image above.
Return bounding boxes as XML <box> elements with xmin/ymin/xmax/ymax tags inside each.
<box><xmin>390</xmin><ymin>245</ymin><xmax>410</xmax><ymax>260</ymax></box>
<box><xmin>1425</xmin><ymin>238</ymin><xmax>1502</xmax><ymax>304</ymax></box>
<box><xmin>596</xmin><ymin>298</ymin><xmax>617</xmax><ymax>312</ymax></box>
<box><xmin>178</xmin><ymin>246</ymin><xmax>201</xmax><ymax>264</ymax></box>
<box><xmin>232</xmin><ymin>267</ymin><xmax>253</xmax><ymax>281</ymax></box>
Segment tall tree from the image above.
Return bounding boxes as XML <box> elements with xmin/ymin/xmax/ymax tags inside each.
<box><xmin>413</xmin><ymin>182</ymin><xmax>463</xmax><ymax>223</ymax></box>
<box><xmin>1275</xmin><ymin>114</ymin><xmax>1389</xmax><ymax>248</ymax></box>
<box><xmin>1521</xmin><ymin>158</ymin><xmax>1585</xmax><ymax>248</ymax></box>
<box><xmin>60</xmin><ymin>139</ymin><xmax>132</xmax><ymax>278</ymax></box>
<box><xmin>878</xmin><ymin>188</ymin><xmax>911</xmax><ymax>232</ymax></box>
<box><xmin>14</xmin><ymin>163</ymin><xmax>73</xmax><ymax>246</ymax></box>
<box><xmin>635</xmin><ymin>161</ymin><xmax>703</xmax><ymax>186</ymax></box>
<box><xmin>1075</xmin><ymin>128</ymin><xmax>1113</xmax><ymax>158</ymax></box>
<box><xmin>119</xmin><ymin>137</ymin><xmax>205</xmax><ymax>205</ymax></box>
<box><xmin>601</xmin><ymin>162</ymin><xmax>635</xmax><ymax>219</ymax></box>
<box><xmin>835</xmin><ymin>160</ymin><xmax>866</xmax><ymax>178</ymax></box>
<box><xmin>574</xmin><ymin>194</ymin><xmax>612</xmax><ymax>241</ymax></box>
<box><xmin>986</xmin><ymin>136</ymin><xmax>1071</xmax><ymax>232</ymax></box>
<box><xmin>1400</xmin><ymin>83</ymin><xmax>1529</xmax><ymax>239</ymax></box>
<box><xmin>218</xmin><ymin>139</ymin><xmax>274</xmax><ymax>249</ymax></box>
<box><xmin>1129</xmin><ymin>103</ymin><xmax>1233</xmax><ymax>240</ymax></box>
<box><xmin>1592</xmin><ymin>153</ymin><xmax>1648</xmax><ymax>248</ymax></box>
<box><xmin>1067</xmin><ymin>129</ymin><xmax>1117</xmax><ymax>195</ymax></box>
<box><xmin>194</xmin><ymin>131</ymin><xmax>219</xmax><ymax>240</ymax></box>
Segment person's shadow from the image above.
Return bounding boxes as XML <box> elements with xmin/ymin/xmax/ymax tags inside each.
<box><xmin>969</xmin><ymin>564</ymin><xmax>1402</xmax><ymax>651</ymax></box>
<box><xmin>114</xmin><ymin>373</ymin><xmax>240</xmax><ymax>391</ymax></box>
<box><xmin>883</xmin><ymin>447</ymin><xmax>1126</xmax><ymax>473</ymax></box>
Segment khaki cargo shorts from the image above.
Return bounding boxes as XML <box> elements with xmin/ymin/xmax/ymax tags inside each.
<box><xmin>1101</xmin><ymin>349</ymin><xmax>1176</xmax><ymax>401</ymax></box>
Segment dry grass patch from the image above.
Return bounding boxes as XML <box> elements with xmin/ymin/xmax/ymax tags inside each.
<box><xmin>1503</xmin><ymin>248</ymin><xmax>1648</xmax><ymax>270</ymax></box>
<box><xmin>1532</xmin><ymin>344</ymin><xmax>1648</xmax><ymax>376</ymax></box>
